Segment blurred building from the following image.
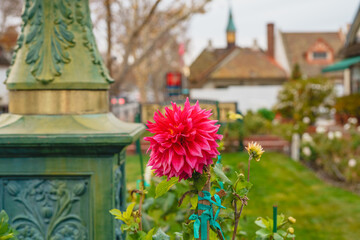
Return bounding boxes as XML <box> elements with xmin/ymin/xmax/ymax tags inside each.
<box><xmin>271</xmin><ymin>23</ymin><xmax>345</xmax><ymax>89</ymax></box>
<box><xmin>189</xmin><ymin>8</ymin><xmax>286</xmax><ymax>112</ymax></box>
<box><xmin>189</xmin><ymin>10</ymin><xmax>287</xmax><ymax>89</ymax></box>
<box><xmin>189</xmin><ymin>7</ymin><xmax>346</xmax><ymax>112</ymax></box>
<box><xmin>323</xmin><ymin>5</ymin><xmax>360</xmax><ymax>94</ymax></box>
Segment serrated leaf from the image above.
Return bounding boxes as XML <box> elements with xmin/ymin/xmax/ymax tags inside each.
<box><xmin>152</xmin><ymin>228</ymin><xmax>170</xmax><ymax>240</ymax></box>
<box><xmin>213</xmin><ymin>162</ymin><xmax>232</xmax><ymax>184</ymax></box>
<box><xmin>124</xmin><ymin>202</ymin><xmax>136</xmax><ymax>220</ymax></box>
<box><xmin>109</xmin><ymin>208</ymin><xmax>126</xmax><ymax>222</ymax></box>
<box><xmin>155</xmin><ymin>177</ymin><xmax>179</xmax><ymax>198</ymax></box>
<box><xmin>255</xmin><ymin>228</ymin><xmax>271</xmax><ymax>238</ymax></box>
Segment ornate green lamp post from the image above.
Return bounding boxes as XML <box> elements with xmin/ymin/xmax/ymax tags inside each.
<box><xmin>0</xmin><ymin>0</ymin><xmax>144</xmax><ymax>239</ymax></box>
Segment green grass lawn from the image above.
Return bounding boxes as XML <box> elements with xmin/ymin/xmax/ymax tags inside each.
<box><xmin>125</xmin><ymin>152</ymin><xmax>360</xmax><ymax>240</ymax></box>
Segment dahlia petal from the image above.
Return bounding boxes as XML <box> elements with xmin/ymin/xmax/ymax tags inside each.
<box><xmin>196</xmin><ymin>136</ymin><xmax>211</xmax><ymax>151</ymax></box>
<box><xmin>185</xmin><ymin>154</ymin><xmax>197</xmax><ymax>168</ymax></box>
<box><xmin>173</xmin><ymin>143</ymin><xmax>186</xmax><ymax>155</ymax></box>
<box><xmin>153</xmin><ymin>134</ymin><xmax>168</xmax><ymax>143</ymax></box>
<box><xmin>172</xmin><ymin>154</ymin><xmax>185</xmax><ymax>173</ymax></box>
<box><xmin>187</xmin><ymin>141</ymin><xmax>203</xmax><ymax>157</ymax></box>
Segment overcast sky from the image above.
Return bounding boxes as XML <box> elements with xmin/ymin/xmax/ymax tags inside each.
<box><xmin>185</xmin><ymin>0</ymin><xmax>360</xmax><ymax>64</ymax></box>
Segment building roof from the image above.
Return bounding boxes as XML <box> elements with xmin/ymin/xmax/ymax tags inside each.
<box><xmin>189</xmin><ymin>48</ymin><xmax>232</xmax><ymax>82</ymax></box>
<box><xmin>281</xmin><ymin>32</ymin><xmax>343</xmax><ymax>77</ymax></box>
<box><xmin>226</xmin><ymin>9</ymin><xmax>236</xmax><ymax>32</ymax></box>
<box><xmin>210</xmin><ymin>48</ymin><xmax>287</xmax><ymax>79</ymax></box>
<box><xmin>189</xmin><ymin>47</ymin><xmax>287</xmax><ymax>88</ymax></box>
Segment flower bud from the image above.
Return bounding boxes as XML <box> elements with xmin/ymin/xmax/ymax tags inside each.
<box><xmin>6</xmin><ymin>182</ymin><xmax>20</xmax><ymax>196</ymax></box>
<box><xmin>288</xmin><ymin>227</ymin><xmax>295</xmax><ymax>234</ymax></box>
<box><xmin>73</xmin><ymin>182</ymin><xmax>86</xmax><ymax>196</ymax></box>
<box><xmin>288</xmin><ymin>216</ymin><xmax>296</xmax><ymax>224</ymax></box>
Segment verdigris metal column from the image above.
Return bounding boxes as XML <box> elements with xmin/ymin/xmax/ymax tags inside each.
<box><xmin>0</xmin><ymin>0</ymin><xmax>144</xmax><ymax>239</ymax></box>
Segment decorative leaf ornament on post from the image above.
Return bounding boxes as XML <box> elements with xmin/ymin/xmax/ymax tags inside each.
<box><xmin>0</xmin><ymin>0</ymin><xmax>145</xmax><ymax>239</ymax></box>
<box><xmin>145</xmin><ymin>98</ymin><xmax>223</xmax><ymax>239</ymax></box>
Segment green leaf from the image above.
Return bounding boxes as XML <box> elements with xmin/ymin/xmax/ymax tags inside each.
<box><xmin>277</xmin><ymin>230</ymin><xmax>286</xmax><ymax>237</ymax></box>
<box><xmin>209</xmin><ymin>229</ymin><xmax>219</xmax><ymax>239</ymax></box>
<box><xmin>155</xmin><ymin>177</ymin><xmax>179</xmax><ymax>199</ymax></box>
<box><xmin>213</xmin><ymin>162</ymin><xmax>232</xmax><ymax>184</ymax></box>
<box><xmin>255</xmin><ymin>228</ymin><xmax>271</xmax><ymax>238</ymax></box>
<box><xmin>143</xmin><ymin>228</ymin><xmax>155</xmax><ymax>240</ymax></box>
<box><xmin>0</xmin><ymin>233</ymin><xmax>15</xmax><ymax>240</ymax></box>
<box><xmin>129</xmin><ymin>231</ymin><xmax>146</xmax><ymax>240</ymax></box>
<box><xmin>109</xmin><ymin>208</ymin><xmax>125</xmax><ymax>221</ymax></box>
<box><xmin>190</xmin><ymin>195</ymin><xmax>198</xmax><ymax>210</ymax></box>
<box><xmin>193</xmin><ymin>174</ymin><xmax>208</xmax><ymax>191</ymax></box>
<box><xmin>273</xmin><ymin>233</ymin><xmax>283</xmax><ymax>240</ymax></box>
<box><xmin>161</xmin><ymin>192</ymin><xmax>176</xmax><ymax>214</ymax></box>
<box><xmin>277</xmin><ymin>214</ymin><xmax>286</xmax><ymax>227</ymax></box>
<box><xmin>124</xmin><ymin>202</ymin><xmax>136</xmax><ymax>220</ymax></box>
<box><xmin>0</xmin><ymin>211</ymin><xmax>9</xmax><ymax>223</ymax></box>
<box><xmin>236</xmin><ymin>180</ymin><xmax>253</xmax><ymax>197</ymax></box>
<box><xmin>255</xmin><ymin>217</ymin><xmax>268</xmax><ymax>228</ymax></box>
<box><xmin>152</xmin><ymin>228</ymin><xmax>170</xmax><ymax>240</ymax></box>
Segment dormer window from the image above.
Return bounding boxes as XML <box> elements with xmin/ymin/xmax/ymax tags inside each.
<box><xmin>306</xmin><ymin>39</ymin><xmax>334</xmax><ymax>64</ymax></box>
<box><xmin>312</xmin><ymin>51</ymin><xmax>328</xmax><ymax>60</ymax></box>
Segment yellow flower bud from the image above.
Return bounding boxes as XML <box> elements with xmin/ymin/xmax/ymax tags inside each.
<box><xmin>288</xmin><ymin>227</ymin><xmax>295</xmax><ymax>234</ymax></box>
<box><xmin>288</xmin><ymin>216</ymin><xmax>296</xmax><ymax>224</ymax></box>
<box><xmin>245</xmin><ymin>142</ymin><xmax>264</xmax><ymax>161</ymax></box>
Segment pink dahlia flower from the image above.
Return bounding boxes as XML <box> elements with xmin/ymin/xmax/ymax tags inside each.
<box><xmin>144</xmin><ymin>98</ymin><xmax>222</xmax><ymax>180</ymax></box>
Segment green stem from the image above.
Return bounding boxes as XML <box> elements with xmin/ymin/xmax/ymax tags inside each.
<box><xmin>247</xmin><ymin>155</ymin><xmax>252</xmax><ymax>182</ymax></box>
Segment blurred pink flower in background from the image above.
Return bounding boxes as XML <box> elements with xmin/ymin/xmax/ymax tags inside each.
<box><xmin>144</xmin><ymin>98</ymin><xmax>222</xmax><ymax>180</ymax></box>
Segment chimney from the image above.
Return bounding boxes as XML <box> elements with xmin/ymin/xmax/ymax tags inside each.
<box><xmin>267</xmin><ymin>23</ymin><xmax>274</xmax><ymax>59</ymax></box>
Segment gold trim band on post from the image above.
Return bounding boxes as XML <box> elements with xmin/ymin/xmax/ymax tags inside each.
<box><xmin>9</xmin><ymin>90</ymin><xmax>109</xmax><ymax>115</ymax></box>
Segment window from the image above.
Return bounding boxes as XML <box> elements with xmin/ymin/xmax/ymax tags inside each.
<box><xmin>312</xmin><ymin>51</ymin><xmax>327</xmax><ymax>60</ymax></box>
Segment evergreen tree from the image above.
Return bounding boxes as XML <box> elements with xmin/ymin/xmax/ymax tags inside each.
<box><xmin>291</xmin><ymin>63</ymin><xmax>302</xmax><ymax>80</ymax></box>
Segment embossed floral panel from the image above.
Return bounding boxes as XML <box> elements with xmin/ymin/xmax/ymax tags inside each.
<box><xmin>1</xmin><ymin>177</ymin><xmax>90</xmax><ymax>240</ymax></box>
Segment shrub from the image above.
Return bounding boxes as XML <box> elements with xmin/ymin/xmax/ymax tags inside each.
<box><xmin>274</xmin><ymin>78</ymin><xmax>335</xmax><ymax>126</ymax></box>
<box><xmin>257</xmin><ymin>108</ymin><xmax>275</xmax><ymax>121</ymax></box>
<box><xmin>334</xmin><ymin>93</ymin><xmax>360</xmax><ymax>124</ymax></box>
<box><xmin>300</xmin><ymin>127</ymin><xmax>360</xmax><ymax>182</ymax></box>
<box><xmin>243</xmin><ymin>111</ymin><xmax>272</xmax><ymax>137</ymax></box>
